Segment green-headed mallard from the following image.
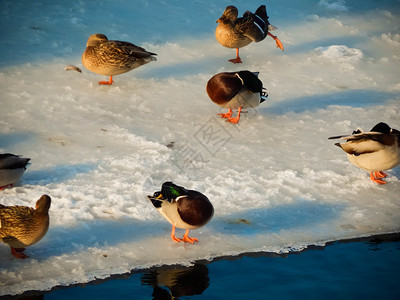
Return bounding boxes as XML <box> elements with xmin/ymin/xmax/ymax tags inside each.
<box><xmin>82</xmin><ymin>33</ymin><xmax>157</xmax><ymax>85</ymax></box>
<box><xmin>215</xmin><ymin>5</ymin><xmax>283</xmax><ymax>63</ymax></box>
<box><xmin>0</xmin><ymin>195</ymin><xmax>51</xmax><ymax>258</ymax></box>
<box><xmin>0</xmin><ymin>153</ymin><xmax>30</xmax><ymax>190</ymax></box>
<box><xmin>148</xmin><ymin>182</ymin><xmax>214</xmax><ymax>244</ymax></box>
<box><xmin>329</xmin><ymin>122</ymin><xmax>400</xmax><ymax>184</ymax></box>
<box><xmin>206</xmin><ymin>70</ymin><xmax>268</xmax><ymax>124</ymax></box>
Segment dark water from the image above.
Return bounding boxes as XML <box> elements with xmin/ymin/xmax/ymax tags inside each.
<box><xmin>4</xmin><ymin>234</ymin><xmax>400</xmax><ymax>300</ymax></box>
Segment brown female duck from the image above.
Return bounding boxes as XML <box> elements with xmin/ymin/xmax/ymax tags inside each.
<box><xmin>0</xmin><ymin>195</ymin><xmax>51</xmax><ymax>258</ymax></box>
<box><xmin>82</xmin><ymin>33</ymin><xmax>157</xmax><ymax>85</ymax></box>
<box><xmin>0</xmin><ymin>153</ymin><xmax>30</xmax><ymax>190</ymax></box>
<box><xmin>215</xmin><ymin>5</ymin><xmax>283</xmax><ymax>63</ymax></box>
<box><xmin>206</xmin><ymin>70</ymin><xmax>268</xmax><ymax>124</ymax></box>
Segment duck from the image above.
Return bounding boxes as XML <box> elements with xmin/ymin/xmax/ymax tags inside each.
<box><xmin>215</xmin><ymin>5</ymin><xmax>284</xmax><ymax>63</ymax></box>
<box><xmin>329</xmin><ymin>122</ymin><xmax>400</xmax><ymax>184</ymax></box>
<box><xmin>206</xmin><ymin>70</ymin><xmax>268</xmax><ymax>124</ymax></box>
<box><xmin>141</xmin><ymin>264</ymin><xmax>209</xmax><ymax>298</ymax></box>
<box><xmin>147</xmin><ymin>182</ymin><xmax>214</xmax><ymax>244</ymax></box>
<box><xmin>0</xmin><ymin>153</ymin><xmax>30</xmax><ymax>190</ymax></box>
<box><xmin>0</xmin><ymin>195</ymin><xmax>51</xmax><ymax>258</ymax></box>
<box><xmin>82</xmin><ymin>33</ymin><xmax>157</xmax><ymax>85</ymax></box>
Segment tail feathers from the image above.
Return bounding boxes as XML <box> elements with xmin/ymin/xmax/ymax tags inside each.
<box><xmin>253</xmin><ymin>5</ymin><xmax>270</xmax><ymax>38</ymax></box>
<box><xmin>370</xmin><ymin>122</ymin><xmax>390</xmax><ymax>134</ymax></box>
<box><xmin>240</xmin><ymin>5</ymin><xmax>270</xmax><ymax>42</ymax></box>
<box><xmin>255</xmin><ymin>5</ymin><xmax>269</xmax><ymax>24</ymax></box>
<box><xmin>0</xmin><ymin>154</ymin><xmax>31</xmax><ymax>169</ymax></box>
<box><xmin>260</xmin><ymin>88</ymin><xmax>269</xmax><ymax>103</ymax></box>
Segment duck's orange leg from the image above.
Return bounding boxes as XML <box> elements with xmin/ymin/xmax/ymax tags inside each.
<box><xmin>181</xmin><ymin>229</ymin><xmax>198</xmax><ymax>244</ymax></box>
<box><xmin>227</xmin><ymin>107</ymin><xmax>242</xmax><ymax>124</ymax></box>
<box><xmin>268</xmin><ymin>32</ymin><xmax>284</xmax><ymax>51</ymax></box>
<box><xmin>373</xmin><ymin>171</ymin><xmax>388</xmax><ymax>179</ymax></box>
<box><xmin>170</xmin><ymin>225</ymin><xmax>183</xmax><ymax>243</ymax></box>
<box><xmin>170</xmin><ymin>226</ymin><xmax>198</xmax><ymax>244</ymax></box>
<box><xmin>218</xmin><ymin>109</ymin><xmax>233</xmax><ymax>119</ymax></box>
<box><xmin>229</xmin><ymin>48</ymin><xmax>243</xmax><ymax>64</ymax></box>
<box><xmin>11</xmin><ymin>247</ymin><xmax>28</xmax><ymax>259</ymax></box>
<box><xmin>98</xmin><ymin>76</ymin><xmax>114</xmax><ymax>85</ymax></box>
<box><xmin>370</xmin><ymin>172</ymin><xmax>387</xmax><ymax>184</ymax></box>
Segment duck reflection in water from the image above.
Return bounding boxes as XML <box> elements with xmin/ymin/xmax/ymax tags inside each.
<box><xmin>141</xmin><ymin>263</ymin><xmax>210</xmax><ymax>299</ymax></box>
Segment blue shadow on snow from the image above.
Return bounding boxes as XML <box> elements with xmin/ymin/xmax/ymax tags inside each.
<box><xmin>23</xmin><ymin>163</ymin><xmax>98</xmax><ymax>185</ymax></box>
<box><xmin>0</xmin><ymin>132</ymin><xmax>35</xmax><ymax>149</ymax></box>
<box><xmin>212</xmin><ymin>200</ymin><xmax>344</xmax><ymax>236</ymax></box>
<box><xmin>264</xmin><ymin>89</ymin><xmax>396</xmax><ymax>115</ymax></box>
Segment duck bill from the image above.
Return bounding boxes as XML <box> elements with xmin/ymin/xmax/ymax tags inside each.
<box><xmin>216</xmin><ymin>15</ymin><xmax>226</xmax><ymax>23</ymax></box>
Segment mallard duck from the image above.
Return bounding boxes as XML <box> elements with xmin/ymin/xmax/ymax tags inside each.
<box><xmin>82</xmin><ymin>33</ymin><xmax>157</xmax><ymax>85</ymax></box>
<box><xmin>329</xmin><ymin>122</ymin><xmax>400</xmax><ymax>184</ymax></box>
<box><xmin>206</xmin><ymin>70</ymin><xmax>268</xmax><ymax>124</ymax></box>
<box><xmin>0</xmin><ymin>195</ymin><xmax>51</xmax><ymax>258</ymax></box>
<box><xmin>147</xmin><ymin>182</ymin><xmax>214</xmax><ymax>244</ymax></box>
<box><xmin>0</xmin><ymin>153</ymin><xmax>30</xmax><ymax>190</ymax></box>
<box><xmin>215</xmin><ymin>5</ymin><xmax>284</xmax><ymax>63</ymax></box>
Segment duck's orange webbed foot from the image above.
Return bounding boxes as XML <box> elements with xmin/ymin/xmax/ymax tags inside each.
<box><xmin>218</xmin><ymin>109</ymin><xmax>233</xmax><ymax>119</ymax></box>
<box><xmin>227</xmin><ymin>117</ymin><xmax>240</xmax><ymax>124</ymax></box>
<box><xmin>226</xmin><ymin>107</ymin><xmax>242</xmax><ymax>124</ymax></box>
<box><xmin>374</xmin><ymin>171</ymin><xmax>388</xmax><ymax>179</ymax></box>
<box><xmin>11</xmin><ymin>247</ymin><xmax>28</xmax><ymax>259</ymax></box>
<box><xmin>98</xmin><ymin>76</ymin><xmax>114</xmax><ymax>85</ymax></box>
<box><xmin>268</xmin><ymin>32</ymin><xmax>284</xmax><ymax>51</ymax></box>
<box><xmin>229</xmin><ymin>48</ymin><xmax>243</xmax><ymax>63</ymax></box>
<box><xmin>229</xmin><ymin>57</ymin><xmax>243</xmax><ymax>64</ymax></box>
<box><xmin>170</xmin><ymin>226</ymin><xmax>198</xmax><ymax>244</ymax></box>
<box><xmin>370</xmin><ymin>172</ymin><xmax>387</xmax><ymax>184</ymax></box>
<box><xmin>181</xmin><ymin>230</ymin><xmax>198</xmax><ymax>244</ymax></box>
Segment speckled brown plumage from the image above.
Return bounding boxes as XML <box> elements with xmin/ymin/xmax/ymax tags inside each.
<box><xmin>82</xmin><ymin>33</ymin><xmax>157</xmax><ymax>85</ymax></box>
<box><xmin>215</xmin><ymin>5</ymin><xmax>283</xmax><ymax>63</ymax></box>
<box><xmin>0</xmin><ymin>195</ymin><xmax>51</xmax><ymax>258</ymax></box>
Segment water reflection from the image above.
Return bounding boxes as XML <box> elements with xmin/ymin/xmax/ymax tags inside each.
<box><xmin>141</xmin><ymin>263</ymin><xmax>210</xmax><ymax>299</ymax></box>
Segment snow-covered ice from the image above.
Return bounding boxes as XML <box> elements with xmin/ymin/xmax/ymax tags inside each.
<box><xmin>1</xmin><ymin>0</ymin><xmax>399</xmax><ymax>296</ymax></box>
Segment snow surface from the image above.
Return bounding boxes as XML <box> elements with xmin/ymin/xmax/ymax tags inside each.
<box><xmin>1</xmin><ymin>0</ymin><xmax>400</xmax><ymax>296</ymax></box>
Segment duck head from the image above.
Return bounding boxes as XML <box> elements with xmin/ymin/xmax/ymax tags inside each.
<box><xmin>86</xmin><ymin>33</ymin><xmax>108</xmax><ymax>47</ymax></box>
<box><xmin>35</xmin><ymin>195</ymin><xmax>51</xmax><ymax>214</ymax></box>
<box><xmin>217</xmin><ymin>6</ymin><xmax>238</xmax><ymax>23</ymax></box>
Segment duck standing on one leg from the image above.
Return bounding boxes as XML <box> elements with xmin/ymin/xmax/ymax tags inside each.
<box><xmin>206</xmin><ymin>70</ymin><xmax>268</xmax><ymax>124</ymax></box>
<box><xmin>82</xmin><ymin>33</ymin><xmax>157</xmax><ymax>85</ymax></box>
<box><xmin>0</xmin><ymin>153</ymin><xmax>30</xmax><ymax>190</ymax></box>
<box><xmin>329</xmin><ymin>122</ymin><xmax>400</xmax><ymax>184</ymax></box>
<box><xmin>0</xmin><ymin>195</ymin><xmax>51</xmax><ymax>258</ymax></box>
<box><xmin>148</xmin><ymin>182</ymin><xmax>214</xmax><ymax>244</ymax></box>
<box><xmin>215</xmin><ymin>5</ymin><xmax>284</xmax><ymax>63</ymax></box>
